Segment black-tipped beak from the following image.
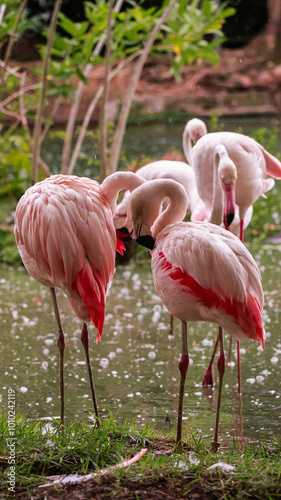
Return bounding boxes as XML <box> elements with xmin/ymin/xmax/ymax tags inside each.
<box><xmin>116</xmin><ymin>227</ymin><xmax>133</xmax><ymax>242</ymax></box>
<box><xmin>136</xmin><ymin>235</ymin><xmax>155</xmax><ymax>250</ymax></box>
<box><xmin>226</xmin><ymin>212</ymin><xmax>235</xmax><ymax>227</ymax></box>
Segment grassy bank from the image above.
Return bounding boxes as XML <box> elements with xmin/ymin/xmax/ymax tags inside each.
<box><xmin>1</xmin><ymin>414</ymin><xmax>281</xmax><ymax>499</ymax></box>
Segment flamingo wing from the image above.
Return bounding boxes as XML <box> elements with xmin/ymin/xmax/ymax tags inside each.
<box><xmin>153</xmin><ymin>221</ymin><xmax>264</xmax><ymax>345</ymax></box>
<box><xmin>15</xmin><ymin>176</ymin><xmax>116</xmax><ymax>342</ymax></box>
<box><xmin>257</xmin><ymin>143</ymin><xmax>281</xmax><ymax>179</ymax></box>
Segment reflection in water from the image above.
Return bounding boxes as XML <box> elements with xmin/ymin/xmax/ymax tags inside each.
<box><xmin>0</xmin><ymin>242</ymin><xmax>281</xmax><ymax>445</ymax></box>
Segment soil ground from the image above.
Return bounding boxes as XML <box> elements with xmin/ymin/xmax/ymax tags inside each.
<box><xmin>43</xmin><ymin>33</ymin><xmax>281</xmax><ymax>125</ymax></box>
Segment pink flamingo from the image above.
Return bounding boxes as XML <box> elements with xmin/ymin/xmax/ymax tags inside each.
<box><xmin>114</xmin><ymin>117</ymin><xmax>208</xmax><ymax>228</ymax></box>
<box><xmin>182</xmin><ymin>118</ymin><xmax>208</xmax><ymax>164</ymax></box>
<box><xmin>114</xmin><ymin>160</ymin><xmax>200</xmax><ymax>227</ymax></box>
<box><xmin>191</xmin><ymin>131</ymin><xmax>281</xmax><ymax>241</ymax></box>
<box><xmin>191</xmin><ymin>136</ymin><xmax>279</xmax><ymax>392</ymax></box>
<box><xmin>114</xmin><ymin>159</ymin><xmax>201</xmax><ymax>336</ymax></box>
<box><xmin>14</xmin><ymin>172</ymin><xmax>145</xmax><ymax>427</ymax></box>
<box><xmin>128</xmin><ymin>178</ymin><xmax>264</xmax><ymax>453</ymax></box>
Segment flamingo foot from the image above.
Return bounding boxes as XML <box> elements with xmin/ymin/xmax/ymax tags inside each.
<box><xmin>210</xmin><ymin>440</ymin><xmax>220</xmax><ymax>453</ymax></box>
<box><xmin>202</xmin><ymin>364</ymin><xmax>215</xmax><ymax>386</ymax></box>
<box><xmin>174</xmin><ymin>441</ymin><xmax>185</xmax><ymax>454</ymax></box>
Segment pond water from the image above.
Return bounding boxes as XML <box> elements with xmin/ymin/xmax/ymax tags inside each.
<box><xmin>1</xmin><ymin>116</ymin><xmax>281</xmax><ymax>447</ymax></box>
<box><xmin>0</xmin><ymin>243</ymin><xmax>281</xmax><ymax>445</ymax></box>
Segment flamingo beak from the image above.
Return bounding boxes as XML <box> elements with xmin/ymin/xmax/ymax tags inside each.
<box><xmin>135</xmin><ymin>223</ymin><xmax>155</xmax><ymax>250</ymax></box>
<box><xmin>222</xmin><ymin>181</ymin><xmax>236</xmax><ymax>228</ymax></box>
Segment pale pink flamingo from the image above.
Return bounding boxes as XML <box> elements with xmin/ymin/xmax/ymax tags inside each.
<box><xmin>182</xmin><ymin>118</ymin><xmax>208</xmax><ymax>164</ymax></box>
<box><xmin>114</xmin><ymin>159</ymin><xmax>201</xmax><ymax>336</ymax></box>
<box><xmin>128</xmin><ymin>178</ymin><xmax>264</xmax><ymax>453</ymax></box>
<box><xmin>114</xmin><ymin>160</ymin><xmax>200</xmax><ymax>228</ymax></box>
<box><xmin>191</xmin><ymin>137</ymin><xmax>278</xmax><ymax>391</ymax></box>
<box><xmin>14</xmin><ymin>172</ymin><xmax>145</xmax><ymax>427</ymax></box>
<box><xmin>191</xmin><ymin>131</ymin><xmax>280</xmax><ymax>241</ymax></box>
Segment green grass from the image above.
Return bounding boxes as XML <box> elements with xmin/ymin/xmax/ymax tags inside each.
<box><xmin>1</xmin><ymin>413</ymin><xmax>281</xmax><ymax>499</ymax></box>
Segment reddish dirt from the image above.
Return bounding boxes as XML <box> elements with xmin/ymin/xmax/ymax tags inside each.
<box><xmin>47</xmin><ymin>34</ymin><xmax>281</xmax><ymax>125</ymax></box>
<box><xmin>13</xmin><ymin>30</ymin><xmax>281</xmax><ymax>127</ymax></box>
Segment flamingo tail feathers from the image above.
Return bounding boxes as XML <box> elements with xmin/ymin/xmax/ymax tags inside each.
<box><xmin>71</xmin><ymin>266</ymin><xmax>106</xmax><ymax>344</ymax></box>
<box><xmin>115</xmin><ymin>230</ymin><xmax>127</xmax><ymax>256</ymax></box>
<box><xmin>259</xmin><ymin>144</ymin><xmax>281</xmax><ymax>179</ymax></box>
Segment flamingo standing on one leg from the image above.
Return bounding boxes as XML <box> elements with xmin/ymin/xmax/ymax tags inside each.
<box><xmin>127</xmin><ymin>178</ymin><xmax>264</xmax><ymax>453</ymax></box>
<box><xmin>14</xmin><ymin>172</ymin><xmax>145</xmax><ymax>427</ymax></box>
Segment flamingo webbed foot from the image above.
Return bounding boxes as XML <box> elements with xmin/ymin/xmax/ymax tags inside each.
<box><xmin>210</xmin><ymin>440</ymin><xmax>220</xmax><ymax>453</ymax></box>
<box><xmin>202</xmin><ymin>365</ymin><xmax>215</xmax><ymax>387</ymax></box>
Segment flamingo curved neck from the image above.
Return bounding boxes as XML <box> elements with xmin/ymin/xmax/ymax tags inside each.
<box><xmin>151</xmin><ymin>181</ymin><xmax>188</xmax><ymax>238</ymax></box>
<box><xmin>182</xmin><ymin>127</ymin><xmax>192</xmax><ymax>164</ymax></box>
<box><xmin>209</xmin><ymin>153</ymin><xmax>224</xmax><ymax>226</ymax></box>
<box><xmin>100</xmin><ymin>172</ymin><xmax>145</xmax><ymax>214</ymax></box>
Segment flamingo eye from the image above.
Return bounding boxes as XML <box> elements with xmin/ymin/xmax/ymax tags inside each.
<box><xmin>137</xmin><ymin>208</ymin><xmax>142</xmax><ymax>216</ymax></box>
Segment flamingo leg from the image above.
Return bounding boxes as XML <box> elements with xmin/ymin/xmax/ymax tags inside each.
<box><xmin>236</xmin><ymin>217</ymin><xmax>244</xmax><ymax>395</ymax></box>
<box><xmin>202</xmin><ymin>330</ymin><xmax>219</xmax><ymax>386</ymax></box>
<box><xmin>210</xmin><ymin>326</ymin><xmax>226</xmax><ymax>452</ymax></box>
<box><xmin>237</xmin><ymin>341</ymin><xmax>242</xmax><ymax>395</ymax></box>
<box><xmin>169</xmin><ymin>314</ymin><xmax>174</xmax><ymax>336</ymax></box>
<box><xmin>50</xmin><ymin>287</ymin><xmax>65</xmax><ymax>428</ymax></box>
<box><xmin>175</xmin><ymin>320</ymin><xmax>189</xmax><ymax>454</ymax></box>
<box><xmin>239</xmin><ymin>219</ymin><xmax>244</xmax><ymax>243</ymax></box>
<box><xmin>81</xmin><ymin>322</ymin><xmax>101</xmax><ymax>427</ymax></box>
<box><xmin>228</xmin><ymin>336</ymin><xmax>233</xmax><ymax>362</ymax></box>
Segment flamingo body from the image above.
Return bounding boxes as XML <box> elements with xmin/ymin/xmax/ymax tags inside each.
<box><xmin>129</xmin><ymin>178</ymin><xmax>264</xmax><ymax>450</ymax></box>
<box><xmin>152</xmin><ymin>221</ymin><xmax>264</xmax><ymax>346</ymax></box>
<box><xmin>14</xmin><ymin>175</ymin><xmax>119</xmax><ymax>342</ymax></box>
<box><xmin>114</xmin><ymin>160</ymin><xmax>199</xmax><ymax>228</ymax></box>
<box><xmin>192</xmin><ymin>132</ymin><xmax>280</xmax><ymax>222</ymax></box>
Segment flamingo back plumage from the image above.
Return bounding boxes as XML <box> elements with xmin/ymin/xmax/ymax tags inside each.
<box><xmin>14</xmin><ymin>175</ymin><xmax>116</xmax><ymax>342</ymax></box>
<box><xmin>152</xmin><ymin>221</ymin><xmax>264</xmax><ymax>347</ymax></box>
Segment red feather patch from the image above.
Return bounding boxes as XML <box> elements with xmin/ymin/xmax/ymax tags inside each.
<box><xmin>72</xmin><ymin>267</ymin><xmax>105</xmax><ymax>344</ymax></box>
<box><xmin>115</xmin><ymin>230</ymin><xmax>127</xmax><ymax>256</ymax></box>
<box><xmin>158</xmin><ymin>251</ymin><xmax>264</xmax><ymax>347</ymax></box>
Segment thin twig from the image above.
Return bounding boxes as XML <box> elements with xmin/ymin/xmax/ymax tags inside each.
<box><xmin>0</xmin><ymin>0</ymin><xmax>28</xmax><ymax>100</ymax></box>
<box><xmin>19</xmin><ymin>71</ymin><xmax>31</xmax><ymax>139</ymax></box>
<box><xmin>99</xmin><ymin>0</ymin><xmax>114</xmax><ymax>181</ymax></box>
<box><xmin>31</xmin><ymin>0</ymin><xmax>63</xmax><ymax>184</ymax></box>
<box><xmin>0</xmin><ymin>82</ymin><xmax>39</xmax><ymax>108</ymax></box>
<box><xmin>109</xmin><ymin>0</ymin><xmax>178</xmax><ymax>175</ymax></box>
<box><xmin>67</xmin><ymin>53</ymin><xmax>139</xmax><ymax>175</ymax></box>
<box><xmin>39</xmin><ymin>96</ymin><xmax>62</xmax><ymax>146</ymax></box>
<box><xmin>0</xmin><ymin>4</ymin><xmax>6</xmax><ymax>25</ymax></box>
<box><xmin>61</xmin><ymin>0</ymin><xmax>124</xmax><ymax>173</ymax></box>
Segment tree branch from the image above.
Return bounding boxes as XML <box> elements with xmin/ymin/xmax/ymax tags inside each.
<box><xmin>67</xmin><ymin>53</ymin><xmax>139</xmax><ymax>176</ymax></box>
<box><xmin>60</xmin><ymin>0</ymin><xmax>124</xmax><ymax>173</ymax></box>
<box><xmin>0</xmin><ymin>0</ymin><xmax>28</xmax><ymax>100</ymax></box>
<box><xmin>99</xmin><ymin>0</ymin><xmax>114</xmax><ymax>181</ymax></box>
<box><xmin>108</xmin><ymin>0</ymin><xmax>178</xmax><ymax>175</ymax></box>
<box><xmin>31</xmin><ymin>0</ymin><xmax>63</xmax><ymax>184</ymax></box>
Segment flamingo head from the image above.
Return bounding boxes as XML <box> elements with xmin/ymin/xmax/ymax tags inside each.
<box><xmin>215</xmin><ymin>145</ymin><xmax>237</xmax><ymax>229</ymax></box>
<box><xmin>222</xmin><ymin>180</ymin><xmax>236</xmax><ymax>227</ymax></box>
<box><xmin>185</xmin><ymin>118</ymin><xmax>207</xmax><ymax>145</ymax></box>
<box><xmin>113</xmin><ymin>190</ymin><xmax>131</xmax><ymax>228</ymax></box>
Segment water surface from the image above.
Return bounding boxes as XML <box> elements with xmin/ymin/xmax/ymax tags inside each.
<box><xmin>0</xmin><ymin>242</ymin><xmax>281</xmax><ymax>445</ymax></box>
<box><xmin>1</xmin><ymin>116</ymin><xmax>281</xmax><ymax>445</ymax></box>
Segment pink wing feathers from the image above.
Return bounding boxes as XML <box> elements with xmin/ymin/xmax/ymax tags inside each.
<box><xmin>152</xmin><ymin>221</ymin><xmax>264</xmax><ymax>346</ymax></box>
<box><xmin>14</xmin><ymin>175</ymin><xmax>116</xmax><ymax>343</ymax></box>
<box><xmin>257</xmin><ymin>143</ymin><xmax>281</xmax><ymax>179</ymax></box>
